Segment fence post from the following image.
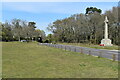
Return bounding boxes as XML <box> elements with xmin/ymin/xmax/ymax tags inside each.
<box><xmin>112</xmin><ymin>54</ymin><xmax>116</xmax><ymax>61</ymax></box>
<box><xmin>98</xmin><ymin>51</ymin><xmax>102</xmax><ymax>58</ymax></box>
<box><xmin>69</xmin><ymin>47</ymin><xmax>71</xmax><ymax>51</ymax></box>
<box><xmin>65</xmin><ymin>46</ymin><xmax>66</xmax><ymax>50</ymax></box>
<box><xmin>88</xmin><ymin>50</ymin><xmax>91</xmax><ymax>56</ymax></box>
<box><xmin>61</xmin><ymin>45</ymin><xmax>63</xmax><ymax>49</ymax></box>
<box><xmin>81</xmin><ymin>48</ymin><xmax>83</xmax><ymax>54</ymax></box>
<box><xmin>74</xmin><ymin>47</ymin><xmax>76</xmax><ymax>52</ymax></box>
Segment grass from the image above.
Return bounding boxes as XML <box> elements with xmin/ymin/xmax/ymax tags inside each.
<box><xmin>60</xmin><ymin>43</ymin><xmax>119</xmax><ymax>50</ymax></box>
<box><xmin>2</xmin><ymin>42</ymin><xmax>119</xmax><ymax>78</ymax></box>
<box><xmin>0</xmin><ymin>42</ymin><xmax>2</xmax><ymax>79</ymax></box>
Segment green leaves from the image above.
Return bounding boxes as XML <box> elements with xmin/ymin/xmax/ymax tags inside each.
<box><xmin>86</xmin><ymin>7</ymin><xmax>102</xmax><ymax>14</ymax></box>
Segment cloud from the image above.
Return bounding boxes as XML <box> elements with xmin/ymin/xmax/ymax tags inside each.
<box><xmin>2</xmin><ymin>2</ymin><xmax>118</xmax><ymax>35</ymax></box>
<box><xmin>2</xmin><ymin>2</ymin><xmax>86</xmax><ymax>14</ymax></box>
<box><xmin>2</xmin><ymin>2</ymin><xmax>118</xmax><ymax>17</ymax></box>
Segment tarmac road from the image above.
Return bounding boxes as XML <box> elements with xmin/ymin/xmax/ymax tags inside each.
<box><xmin>40</xmin><ymin>43</ymin><xmax>119</xmax><ymax>61</ymax></box>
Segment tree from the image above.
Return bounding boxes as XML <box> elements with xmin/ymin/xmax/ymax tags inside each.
<box><xmin>12</xmin><ymin>19</ymin><xmax>23</xmax><ymax>41</ymax></box>
<box><xmin>86</xmin><ymin>7</ymin><xmax>102</xmax><ymax>14</ymax></box>
<box><xmin>46</xmin><ymin>34</ymin><xmax>53</xmax><ymax>43</ymax></box>
<box><xmin>2</xmin><ymin>21</ymin><xmax>14</xmax><ymax>41</ymax></box>
<box><xmin>1</xmin><ymin>19</ymin><xmax>46</xmax><ymax>42</ymax></box>
<box><xmin>25</xmin><ymin>22</ymin><xmax>36</xmax><ymax>40</ymax></box>
<box><xmin>47</xmin><ymin>6</ymin><xmax>119</xmax><ymax>45</ymax></box>
<box><xmin>105</xmin><ymin>7</ymin><xmax>120</xmax><ymax>45</ymax></box>
<box><xmin>0</xmin><ymin>22</ymin><xmax>2</xmax><ymax>41</ymax></box>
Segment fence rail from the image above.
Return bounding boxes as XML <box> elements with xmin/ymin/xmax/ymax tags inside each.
<box><xmin>39</xmin><ymin>43</ymin><xmax>119</xmax><ymax>61</ymax></box>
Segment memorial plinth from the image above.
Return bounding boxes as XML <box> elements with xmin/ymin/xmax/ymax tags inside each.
<box><xmin>101</xmin><ymin>38</ymin><xmax>112</xmax><ymax>46</ymax></box>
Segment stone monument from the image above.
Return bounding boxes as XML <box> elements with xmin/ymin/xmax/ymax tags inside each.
<box><xmin>100</xmin><ymin>16</ymin><xmax>112</xmax><ymax>46</ymax></box>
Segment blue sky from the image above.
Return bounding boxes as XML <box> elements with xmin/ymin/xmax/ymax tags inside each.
<box><xmin>2</xmin><ymin>2</ymin><xmax>118</xmax><ymax>35</ymax></box>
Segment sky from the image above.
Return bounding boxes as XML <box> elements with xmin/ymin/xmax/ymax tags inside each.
<box><xmin>1</xmin><ymin>2</ymin><xmax>118</xmax><ymax>35</ymax></box>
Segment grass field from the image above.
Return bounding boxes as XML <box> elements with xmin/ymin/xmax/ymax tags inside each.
<box><xmin>0</xmin><ymin>42</ymin><xmax>2</xmax><ymax>79</ymax></box>
<box><xmin>60</xmin><ymin>43</ymin><xmax>119</xmax><ymax>50</ymax></box>
<box><xmin>2</xmin><ymin>42</ymin><xmax>118</xmax><ymax>78</ymax></box>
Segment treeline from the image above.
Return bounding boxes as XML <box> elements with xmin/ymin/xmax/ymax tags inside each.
<box><xmin>0</xmin><ymin>19</ymin><xmax>46</xmax><ymax>42</ymax></box>
<box><xmin>47</xmin><ymin>7</ymin><xmax>120</xmax><ymax>45</ymax></box>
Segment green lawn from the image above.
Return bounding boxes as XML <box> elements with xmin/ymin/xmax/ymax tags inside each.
<box><xmin>60</xmin><ymin>43</ymin><xmax>118</xmax><ymax>50</ymax></box>
<box><xmin>0</xmin><ymin>42</ymin><xmax>2</xmax><ymax>79</ymax></box>
<box><xmin>2</xmin><ymin>42</ymin><xmax>118</xmax><ymax>78</ymax></box>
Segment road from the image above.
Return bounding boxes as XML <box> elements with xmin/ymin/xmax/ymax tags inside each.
<box><xmin>39</xmin><ymin>43</ymin><xmax>120</xmax><ymax>61</ymax></box>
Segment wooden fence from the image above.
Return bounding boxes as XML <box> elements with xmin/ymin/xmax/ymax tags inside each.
<box><xmin>39</xmin><ymin>43</ymin><xmax>119</xmax><ymax>61</ymax></box>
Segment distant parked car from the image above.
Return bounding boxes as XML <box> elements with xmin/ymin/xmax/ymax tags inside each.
<box><xmin>21</xmin><ymin>40</ymin><xmax>27</xmax><ymax>42</ymax></box>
